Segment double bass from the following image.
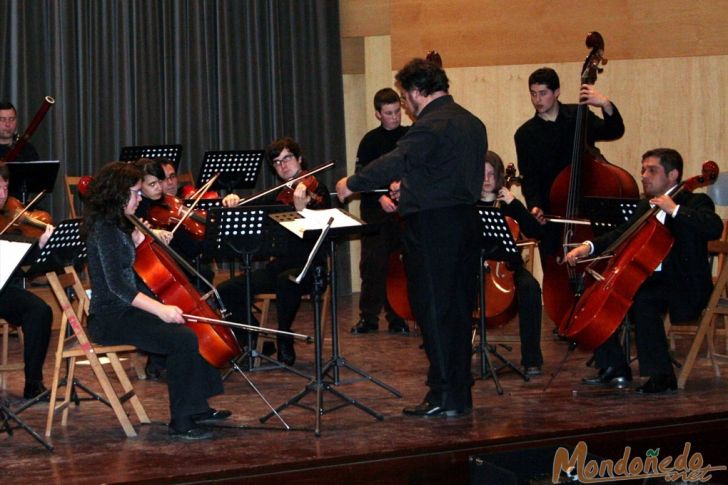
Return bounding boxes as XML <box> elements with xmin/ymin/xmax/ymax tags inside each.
<box><xmin>542</xmin><ymin>32</ymin><xmax>639</xmax><ymax>330</ymax></box>
<box><xmin>562</xmin><ymin>161</ymin><xmax>719</xmax><ymax>350</ymax></box>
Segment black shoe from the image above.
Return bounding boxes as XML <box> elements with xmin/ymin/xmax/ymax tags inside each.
<box><xmin>388</xmin><ymin>319</ymin><xmax>410</xmax><ymax>335</ymax></box>
<box><xmin>637</xmin><ymin>374</ymin><xmax>677</xmax><ymax>394</ymax></box>
<box><xmin>582</xmin><ymin>365</ymin><xmax>632</xmax><ymax>387</ymax></box>
<box><xmin>351</xmin><ymin>319</ymin><xmax>378</xmax><ymax>334</ymax></box>
<box><xmin>169</xmin><ymin>424</ymin><xmax>214</xmax><ymax>441</ymax></box>
<box><xmin>524</xmin><ymin>366</ymin><xmax>542</xmax><ymax>377</ymax></box>
<box><xmin>402</xmin><ymin>401</ymin><xmax>447</xmax><ymax>418</ymax></box>
<box><xmin>191</xmin><ymin>408</ymin><xmax>232</xmax><ymax>424</ymax></box>
<box><xmin>23</xmin><ymin>381</ymin><xmax>49</xmax><ymax>401</ymax></box>
<box><xmin>277</xmin><ymin>339</ymin><xmax>296</xmax><ymax>366</ymax></box>
<box><xmin>144</xmin><ymin>364</ymin><xmax>161</xmax><ymax>381</ymax></box>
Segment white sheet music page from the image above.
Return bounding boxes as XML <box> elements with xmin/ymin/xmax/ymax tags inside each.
<box><xmin>279</xmin><ymin>208</ymin><xmax>362</xmax><ymax>238</ymax></box>
<box><xmin>1</xmin><ymin>239</ymin><xmax>33</xmax><ymax>289</ymax></box>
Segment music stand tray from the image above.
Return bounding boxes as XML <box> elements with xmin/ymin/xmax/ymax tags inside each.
<box><xmin>24</xmin><ymin>218</ymin><xmax>87</xmax><ymax>279</ymax></box>
<box><xmin>119</xmin><ymin>144</ymin><xmax>183</xmax><ymax>168</ymax></box>
<box><xmin>197</xmin><ymin>150</ymin><xmax>264</xmax><ymax>193</ymax></box>
<box><xmin>475</xmin><ymin>206</ymin><xmax>530</xmax><ymax>391</ymax></box>
<box><xmin>5</xmin><ymin>161</ymin><xmax>60</xmax><ymax>202</ymax></box>
<box><xmin>582</xmin><ymin>196</ymin><xmax>639</xmax><ymax>237</ymax></box>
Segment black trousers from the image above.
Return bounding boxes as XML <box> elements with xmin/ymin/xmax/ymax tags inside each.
<box><xmin>0</xmin><ymin>286</ymin><xmax>52</xmax><ymax>384</ymax></box>
<box><xmin>513</xmin><ymin>265</ymin><xmax>543</xmax><ymax>367</ymax></box>
<box><xmin>594</xmin><ymin>271</ymin><xmax>678</xmax><ymax>377</ymax></box>
<box><xmin>217</xmin><ymin>262</ymin><xmax>320</xmax><ymax>345</ymax></box>
<box><xmin>403</xmin><ymin>206</ymin><xmax>479</xmax><ymax>411</ymax></box>
<box><xmin>88</xmin><ymin>307</ymin><xmax>223</xmax><ymax>422</ymax></box>
<box><xmin>358</xmin><ymin>215</ymin><xmax>403</xmax><ymax>324</ymax></box>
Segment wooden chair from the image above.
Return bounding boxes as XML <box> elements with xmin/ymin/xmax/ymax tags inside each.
<box><xmin>64</xmin><ymin>175</ymin><xmax>83</xmax><ymax>219</ymax></box>
<box><xmin>0</xmin><ymin>319</ymin><xmax>25</xmax><ymax>389</ymax></box>
<box><xmin>44</xmin><ymin>267</ymin><xmax>150</xmax><ymax>438</ymax></box>
<box><xmin>674</xmin><ymin>240</ymin><xmax>728</xmax><ymax>388</ymax></box>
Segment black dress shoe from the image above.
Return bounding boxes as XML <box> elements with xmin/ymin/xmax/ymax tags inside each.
<box><xmin>403</xmin><ymin>401</ymin><xmax>447</xmax><ymax>417</ymax></box>
<box><xmin>23</xmin><ymin>381</ymin><xmax>49</xmax><ymax>401</ymax></box>
<box><xmin>350</xmin><ymin>318</ymin><xmax>378</xmax><ymax>334</ymax></box>
<box><xmin>524</xmin><ymin>366</ymin><xmax>542</xmax><ymax>377</ymax></box>
<box><xmin>144</xmin><ymin>364</ymin><xmax>162</xmax><ymax>381</ymax></box>
<box><xmin>169</xmin><ymin>425</ymin><xmax>214</xmax><ymax>441</ymax></box>
<box><xmin>582</xmin><ymin>365</ymin><xmax>632</xmax><ymax>387</ymax></box>
<box><xmin>192</xmin><ymin>408</ymin><xmax>232</xmax><ymax>423</ymax></box>
<box><xmin>277</xmin><ymin>339</ymin><xmax>296</xmax><ymax>366</ymax></box>
<box><xmin>388</xmin><ymin>320</ymin><xmax>410</xmax><ymax>335</ymax></box>
<box><xmin>637</xmin><ymin>374</ymin><xmax>677</xmax><ymax>394</ymax></box>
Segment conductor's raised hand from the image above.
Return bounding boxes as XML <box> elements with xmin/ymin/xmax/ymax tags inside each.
<box><xmin>335</xmin><ymin>177</ymin><xmax>353</xmax><ymax>203</ymax></box>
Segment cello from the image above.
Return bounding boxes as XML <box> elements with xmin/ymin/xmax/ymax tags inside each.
<box><xmin>562</xmin><ymin>161</ymin><xmax>719</xmax><ymax>350</ymax></box>
<box><xmin>542</xmin><ymin>32</ymin><xmax>639</xmax><ymax>330</ymax></box>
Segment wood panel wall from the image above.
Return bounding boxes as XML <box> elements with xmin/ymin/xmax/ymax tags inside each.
<box><xmin>340</xmin><ymin>0</ymin><xmax>728</xmax><ymax>290</ymax></box>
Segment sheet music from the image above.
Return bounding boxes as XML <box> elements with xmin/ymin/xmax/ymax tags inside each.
<box><xmin>1</xmin><ymin>239</ymin><xmax>33</xmax><ymax>290</ymax></box>
<box><xmin>278</xmin><ymin>208</ymin><xmax>362</xmax><ymax>238</ymax></box>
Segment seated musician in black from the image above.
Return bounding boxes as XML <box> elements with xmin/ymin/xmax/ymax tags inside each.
<box><xmin>565</xmin><ymin>148</ymin><xmax>723</xmax><ymax>393</ymax></box>
<box><xmin>478</xmin><ymin>151</ymin><xmax>544</xmax><ymax>376</ymax></box>
<box><xmin>84</xmin><ymin>161</ymin><xmax>229</xmax><ymax>440</ymax></box>
<box><xmin>217</xmin><ymin>137</ymin><xmax>330</xmax><ymax>366</ymax></box>
<box><xmin>0</xmin><ymin>162</ymin><xmax>53</xmax><ymax>399</ymax></box>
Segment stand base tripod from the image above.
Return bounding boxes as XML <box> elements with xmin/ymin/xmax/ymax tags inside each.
<box><xmin>0</xmin><ymin>398</ymin><xmax>54</xmax><ymax>451</ymax></box>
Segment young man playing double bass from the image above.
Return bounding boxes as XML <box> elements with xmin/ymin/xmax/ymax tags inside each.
<box><xmin>565</xmin><ymin>148</ymin><xmax>723</xmax><ymax>393</ymax></box>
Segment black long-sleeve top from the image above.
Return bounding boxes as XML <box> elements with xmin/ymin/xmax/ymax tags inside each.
<box><xmin>86</xmin><ymin>220</ymin><xmax>144</xmax><ymax>315</ymax></box>
<box><xmin>347</xmin><ymin>95</ymin><xmax>487</xmax><ymax>216</ymax></box>
<box><xmin>514</xmin><ymin>102</ymin><xmax>625</xmax><ymax>214</ymax></box>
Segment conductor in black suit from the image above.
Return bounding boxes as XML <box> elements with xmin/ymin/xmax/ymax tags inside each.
<box><xmin>565</xmin><ymin>148</ymin><xmax>723</xmax><ymax>393</ymax></box>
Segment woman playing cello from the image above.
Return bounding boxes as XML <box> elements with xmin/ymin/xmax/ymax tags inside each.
<box><xmin>83</xmin><ymin>161</ymin><xmax>230</xmax><ymax>440</ymax></box>
<box><xmin>479</xmin><ymin>151</ymin><xmax>544</xmax><ymax>376</ymax></box>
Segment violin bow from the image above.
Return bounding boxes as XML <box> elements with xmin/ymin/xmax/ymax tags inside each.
<box><xmin>236</xmin><ymin>161</ymin><xmax>335</xmax><ymax>207</ymax></box>
<box><xmin>168</xmin><ymin>172</ymin><xmax>220</xmax><ymax>236</ymax></box>
<box><xmin>0</xmin><ymin>190</ymin><xmax>47</xmax><ymax>235</ymax></box>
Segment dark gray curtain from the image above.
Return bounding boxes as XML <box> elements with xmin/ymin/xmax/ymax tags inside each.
<box><xmin>1</xmin><ymin>0</ymin><xmax>350</xmax><ymax>290</ymax></box>
<box><xmin>1</xmin><ymin>0</ymin><xmax>345</xmax><ymax>208</ymax></box>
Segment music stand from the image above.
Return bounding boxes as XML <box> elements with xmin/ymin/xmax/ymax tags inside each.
<box><xmin>475</xmin><ymin>206</ymin><xmax>529</xmax><ymax>393</ymax></box>
<box><xmin>197</xmin><ymin>150</ymin><xmax>264</xmax><ymax>194</ymax></box>
<box><xmin>583</xmin><ymin>196</ymin><xmax>638</xmax><ymax>237</ymax></box>
<box><xmin>0</xmin><ymin>235</ymin><xmax>54</xmax><ymax>451</ymax></box>
<box><xmin>204</xmin><ymin>205</ymin><xmax>311</xmax><ymax>429</ymax></box>
<box><xmin>119</xmin><ymin>144</ymin><xmax>183</xmax><ymax>168</ymax></box>
<box><xmin>5</xmin><ymin>160</ymin><xmax>60</xmax><ymax>204</ymax></box>
<box><xmin>261</xmin><ymin>209</ymin><xmax>399</xmax><ymax>436</ymax></box>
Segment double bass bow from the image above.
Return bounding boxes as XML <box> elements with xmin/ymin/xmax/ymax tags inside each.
<box><xmin>542</xmin><ymin>32</ymin><xmax>639</xmax><ymax>330</ymax></box>
<box><xmin>562</xmin><ymin>161</ymin><xmax>720</xmax><ymax>350</ymax></box>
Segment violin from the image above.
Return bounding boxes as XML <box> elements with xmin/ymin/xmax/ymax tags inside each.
<box><xmin>276</xmin><ymin>171</ymin><xmax>326</xmax><ymax>207</ymax></box>
<box><xmin>0</xmin><ymin>195</ymin><xmax>53</xmax><ymax>238</ymax></box>
<box><xmin>147</xmin><ymin>194</ymin><xmax>208</xmax><ymax>240</ymax></box>
<box><xmin>180</xmin><ymin>184</ymin><xmax>220</xmax><ymax>200</ymax></box>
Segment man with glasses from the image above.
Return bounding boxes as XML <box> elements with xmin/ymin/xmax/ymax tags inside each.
<box><xmin>218</xmin><ymin>137</ymin><xmax>330</xmax><ymax>366</ymax></box>
<box><xmin>160</xmin><ymin>160</ymin><xmax>180</xmax><ymax>197</ymax></box>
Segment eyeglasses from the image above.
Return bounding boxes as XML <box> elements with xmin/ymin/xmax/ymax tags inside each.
<box><xmin>272</xmin><ymin>154</ymin><xmax>296</xmax><ymax>167</ymax></box>
<box><xmin>0</xmin><ymin>116</ymin><xmax>16</xmax><ymax>123</ymax></box>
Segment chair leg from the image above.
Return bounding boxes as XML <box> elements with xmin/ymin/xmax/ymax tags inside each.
<box><xmin>61</xmin><ymin>356</ymin><xmax>78</xmax><ymax>428</ymax></box>
<box><xmin>86</xmin><ymin>354</ymin><xmax>138</xmax><ymax>437</ymax></box>
<box><xmin>108</xmin><ymin>352</ymin><xmax>150</xmax><ymax>424</ymax></box>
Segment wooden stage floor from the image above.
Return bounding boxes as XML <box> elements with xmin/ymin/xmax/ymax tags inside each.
<box><xmin>2</xmin><ymin>291</ymin><xmax>728</xmax><ymax>484</ymax></box>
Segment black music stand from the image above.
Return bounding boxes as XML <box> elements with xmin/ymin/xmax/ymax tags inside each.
<box><xmin>119</xmin><ymin>144</ymin><xmax>183</xmax><ymax>168</ymax></box>
<box><xmin>0</xmin><ymin>235</ymin><xmax>54</xmax><ymax>451</ymax></box>
<box><xmin>5</xmin><ymin>160</ymin><xmax>60</xmax><ymax>205</ymax></box>
<box><xmin>583</xmin><ymin>196</ymin><xmax>638</xmax><ymax>237</ymax></box>
<box><xmin>197</xmin><ymin>150</ymin><xmax>264</xmax><ymax>194</ymax></box>
<box><xmin>13</xmin><ymin>219</ymin><xmax>111</xmax><ymax>418</ymax></box>
<box><xmin>204</xmin><ymin>205</ymin><xmax>310</xmax><ymax>429</ymax></box>
<box><xmin>475</xmin><ymin>206</ymin><xmax>529</xmax><ymax>393</ymax></box>
<box><xmin>260</xmin><ymin>209</ymin><xmax>398</xmax><ymax>436</ymax></box>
